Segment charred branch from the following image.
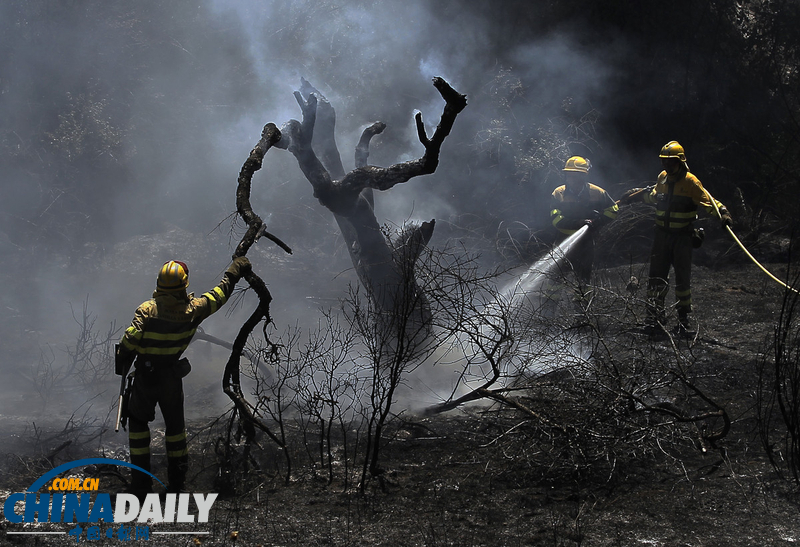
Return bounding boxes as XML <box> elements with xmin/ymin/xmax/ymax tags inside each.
<box><xmin>222</xmin><ymin>122</ymin><xmax>291</xmax><ymax>451</ymax></box>
<box><xmin>661</xmin><ymin>329</ymin><xmax>731</xmax><ymax>445</ymax></box>
<box><xmin>476</xmin><ymin>388</ymin><xmax>572</xmax><ymax>437</ymax></box>
<box><xmin>355</xmin><ymin>122</ymin><xmax>386</xmax><ymax>168</ymax></box>
<box><xmin>355</xmin><ymin>122</ymin><xmax>385</xmax><ymax>210</ymax></box>
<box><xmin>338</xmin><ymin>78</ymin><xmax>467</xmax><ymax>196</ymax></box>
<box><xmin>234</xmin><ymin>123</ymin><xmax>290</xmax><ymax>257</ymax></box>
<box><xmin>300</xmin><ymin>77</ymin><xmax>345</xmax><ymax>178</ymax></box>
<box><xmin>279</xmin><ymin>77</ymin><xmax>466</xmax><ymax>339</ymax></box>
<box><xmin>193</xmin><ymin>327</ymin><xmax>273</xmax><ymax>380</ymax></box>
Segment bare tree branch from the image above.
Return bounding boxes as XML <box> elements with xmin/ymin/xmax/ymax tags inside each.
<box><xmin>222</xmin><ymin>122</ymin><xmax>290</xmax><ymax>449</ymax></box>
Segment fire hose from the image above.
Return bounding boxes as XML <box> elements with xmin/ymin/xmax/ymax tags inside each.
<box><xmin>699</xmin><ymin>186</ymin><xmax>799</xmax><ymax>294</ymax></box>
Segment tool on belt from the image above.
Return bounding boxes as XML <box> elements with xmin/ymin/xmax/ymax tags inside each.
<box><xmin>114</xmin><ymin>344</ymin><xmax>134</xmax><ymax>432</ymax></box>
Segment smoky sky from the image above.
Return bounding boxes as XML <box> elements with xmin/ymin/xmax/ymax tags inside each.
<box><xmin>0</xmin><ymin>0</ymin><xmax>673</xmax><ymax>418</ymax></box>
<box><xmin>192</xmin><ymin>0</ymin><xmax>643</xmax><ymax>237</ymax></box>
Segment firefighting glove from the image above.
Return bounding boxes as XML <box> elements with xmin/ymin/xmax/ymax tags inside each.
<box><xmin>719</xmin><ymin>209</ymin><xmax>733</xmax><ymax>228</ymax></box>
<box><xmin>226</xmin><ymin>256</ymin><xmax>252</xmax><ymax>281</ymax></box>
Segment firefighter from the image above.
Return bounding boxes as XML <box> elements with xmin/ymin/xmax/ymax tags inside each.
<box><xmin>618</xmin><ymin>141</ymin><xmax>732</xmax><ymax>333</ymax></box>
<box><xmin>550</xmin><ymin>156</ymin><xmax>619</xmax><ymax>285</ymax></box>
<box><xmin>116</xmin><ymin>256</ymin><xmax>251</xmax><ymax>498</ymax></box>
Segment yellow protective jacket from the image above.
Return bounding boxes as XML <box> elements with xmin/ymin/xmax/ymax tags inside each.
<box><xmin>642</xmin><ymin>169</ymin><xmax>725</xmax><ymax>231</ymax></box>
<box><xmin>119</xmin><ymin>273</ymin><xmax>235</xmax><ymax>364</ymax></box>
<box><xmin>551</xmin><ymin>183</ymin><xmax>619</xmax><ymax>235</ymax></box>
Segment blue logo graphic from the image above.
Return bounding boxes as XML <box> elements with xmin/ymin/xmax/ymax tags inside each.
<box><xmin>2</xmin><ymin>457</ymin><xmax>218</xmax><ymax>543</ymax></box>
<box><xmin>26</xmin><ymin>458</ymin><xmax>164</xmax><ymax>492</ymax></box>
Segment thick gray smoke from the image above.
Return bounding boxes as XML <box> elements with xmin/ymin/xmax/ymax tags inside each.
<box><xmin>0</xmin><ymin>0</ymin><xmax>644</xmax><ymax>427</ymax></box>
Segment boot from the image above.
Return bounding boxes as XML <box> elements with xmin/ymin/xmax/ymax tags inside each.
<box><xmin>125</xmin><ymin>468</ymin><xmax>153</xmax><ymax>503</ymax></box>
<box><xmin>676</xmin><ymin>311</ymin><xmax>694</xmax><ymax>336</ymax></box>
<box><xmin>167</xmin><ymin>454</ymin><xmax>188</xmax><ymax>493</ymax></box>
<box><xmin>643</xmin><ymin>310</ymin><xmax>666</xmax><ymax>336</ymax></box>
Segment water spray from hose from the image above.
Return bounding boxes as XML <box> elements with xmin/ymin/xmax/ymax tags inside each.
<box><xmin>500</xmin><ymin>224</ymin><xmax>590</xmax><ymax>307</ymax></box>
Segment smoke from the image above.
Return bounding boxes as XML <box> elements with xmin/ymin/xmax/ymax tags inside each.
<box><xmin>0</xmin><ymin>0</ymin><xmax>645</xmax><ymax>430</ymax></box>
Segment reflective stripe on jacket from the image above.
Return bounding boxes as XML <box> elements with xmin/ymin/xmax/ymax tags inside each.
<box><xmin>643</xmin><ymin>170</ymin><xmax>725</xmax><ymax>231</ymax></box>
<box><xmin>550</xmin><ymin>183</ymin><xmax>619</xmax><ymax>235</ymax></box>
<box><xmin>119</xmin><ymin>274</ymin><xmax>235</xmax><ymax>362</ymax></box>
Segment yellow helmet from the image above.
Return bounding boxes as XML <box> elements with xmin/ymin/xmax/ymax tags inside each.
<box><xmin>563</xmin><ymin>156</ymin><xmax>591</xmax><ymax>173</ymax></box>
<box><xmin>658</xmin><ymin>141</ymin><xmax>686</xmax><ymax>162</ymax></box>
<box><xmin>157</xmin><ymin>260</ymin><xmax>189</xmax><ymax>291</ymax></box>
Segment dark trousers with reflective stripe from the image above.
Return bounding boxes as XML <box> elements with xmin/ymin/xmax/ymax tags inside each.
<box><xmin>127</xmin><ymin>365</ymin><xmax>188</xmax><ymax>492</ymax></box>
<box><xmin>647</xmin><ymin>227</ymin><xmax>693</xmax><ymax>321</ymax></box>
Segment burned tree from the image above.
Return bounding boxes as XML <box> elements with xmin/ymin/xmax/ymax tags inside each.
<box><xmin>276</xmin><ymin>77</ymin><xmax>466</xmax><ymax>346</ymax></box>
<box><xmin>218</xmin><ymin>79</ymin><xmax>466</xmax><ymax>482</ymax></box>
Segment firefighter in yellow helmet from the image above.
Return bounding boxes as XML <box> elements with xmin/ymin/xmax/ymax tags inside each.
<box><xmin>618</xmin><ymin>141</ymin><xmax>733</xmax><ymax>333</ymax></box>
<box><xmin>116</xmin><ymin>256</ymin><xmax>251</xmax><ymax>498</ymax></box>
<box><xmin>550</xmin><ymin>156</ymin><xmax>619</xmax><ymax>284</ymax></box>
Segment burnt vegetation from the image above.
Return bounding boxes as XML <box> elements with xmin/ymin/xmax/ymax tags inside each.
<box><xmin>4</xmin><ymin>1</ymin><xmax>800</xmax><ymax>545</ymax></box>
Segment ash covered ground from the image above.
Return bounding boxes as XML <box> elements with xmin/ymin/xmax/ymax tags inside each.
<box><xmin>1</xmin><ymin>221</ymin><xmax>800</xmax><ymax>547</ymax></box>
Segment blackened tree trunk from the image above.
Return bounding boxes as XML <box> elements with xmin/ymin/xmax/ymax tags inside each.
<box><xmin>276</xmin><ymin>77</ymin><xmax>467</xmax><ymax>348</ymax></box>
